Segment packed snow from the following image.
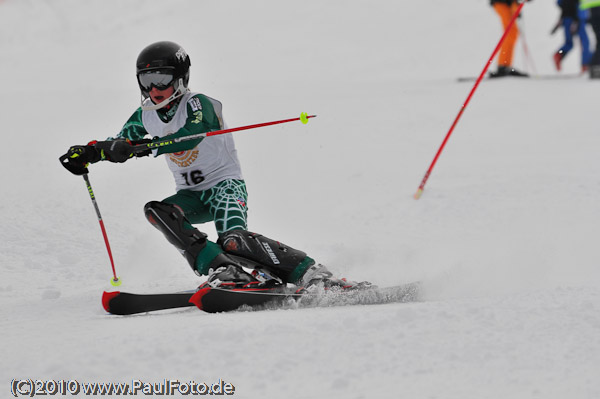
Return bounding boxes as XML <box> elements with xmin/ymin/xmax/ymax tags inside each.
<box><xmin>1</xmin><ymin>1</ymin><xmax>599</xmax><ymax>398</ymax></box>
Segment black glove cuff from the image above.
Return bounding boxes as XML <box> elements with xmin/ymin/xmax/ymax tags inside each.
<box><xmin>95</xmin><ymin>139</ymin><xmax>134</xmax><ymax>163</ymax></box>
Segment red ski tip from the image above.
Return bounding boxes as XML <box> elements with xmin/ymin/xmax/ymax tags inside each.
<box><xmin>102</xmin><ymin>291</ymin><xmax>121</xmax><ymax>313</ymax></box>
<box><xmin>189</xmin><ymin>287</ymin><xmax>211</xmax><ymax>310</ymax></box>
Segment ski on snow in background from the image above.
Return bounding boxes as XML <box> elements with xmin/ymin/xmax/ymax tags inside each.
<box><xmin>457</xmin><ymin>73</ymin><xmax>583</xmax><ymax>82</ymax></box>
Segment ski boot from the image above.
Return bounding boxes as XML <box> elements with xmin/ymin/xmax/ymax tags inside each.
<box><xmin>204</xmin><ymin>264</ymin><xmax>283</xmax><ymax>290</ymax></box>
<box><xmin>489</xmin><ymin>66</ymin><xmax>529</xmax><ymax>78</ymax></box>
<box><xmin>553</xmin><ymin>51</ymin><xmax>564</xmax><ymax>71</ymax></box>
<box><xmin>507</xmin><ymin>67</ymin><xmax>528</xmax><ymax>77</ymax></box>
<box><xmin>590</xmin><ymin>65</ymin><xmax>600</xmax><ymax>79</ymax></box>
<box><xmin>298</xmin><ymin>263</ymin><xmax>372</xmax><ymax>293</ymax></box>
<box><xmin>489</xmin><ymin>66</ymin><xmax>509</xmax><ymax>78</ymax></box>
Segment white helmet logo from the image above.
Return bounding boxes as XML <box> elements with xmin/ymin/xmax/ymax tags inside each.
<box><xmin>175</xmin><ymin>47</ymin><xmax>187</xmax><ymax>62</ymax></box>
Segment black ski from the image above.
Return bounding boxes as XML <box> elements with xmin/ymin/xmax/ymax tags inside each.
<box><xmin>102</xmin><ymin>291</ymin><xmax>195</xmax><ymax>315</ymax></box>
<box><xmin>457</xmin><ymin>73</ymin><xmax>583</xmax><ymax>82</ymax></box>
<box><xmin>102</xmin><ymin>282</ymin><xmax>421</xmax><ymax>315</ymax></box>
<box><xmin>101</xmin><ymin>287</ymin><xmax>296</xmax><ymax>315</ymax></box>
<box><xmin>190</xmin><ymin>285</ymin><xmax>304</xmax><ymax>313</ymax></box>
<box><xmin>190</xmin><ymin>282</ymin><xmax>421</xmax><ymax>313</ymax></box>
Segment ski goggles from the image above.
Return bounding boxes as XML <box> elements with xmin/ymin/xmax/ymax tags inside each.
<box><xmin>137</xmin><ymin>70</ymin><xmax>175</xmax><ymax>91</ymax></box>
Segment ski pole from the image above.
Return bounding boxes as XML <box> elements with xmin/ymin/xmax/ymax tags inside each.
<box><xmin>133</xmin><ymin>112</ymin><xmax>316</xmax><ymax>155</ymax></box>
<box><xmin>82</xmin><ymin>173</ymin><xmax>121</xmax><ymax>287</ymax></box>
<box><xmin>518</xmin><ymin>18</ymin><xmax>537</xmax><ymax>76</ymax></box>
<box><xmin>413</xmin><ymin>1</ymin><xmax>526</xmax><ymax>199</ymax></box>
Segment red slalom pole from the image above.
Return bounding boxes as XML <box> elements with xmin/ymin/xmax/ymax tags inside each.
<box><xmin>414</xmin><ymin>1</ymin><xmax>526</xmax><ymax>199</ymax></box>
<box><xmin>83</xmin><ymin>173</ymin><xmax>121</xmax><ymax>286</ymax></box>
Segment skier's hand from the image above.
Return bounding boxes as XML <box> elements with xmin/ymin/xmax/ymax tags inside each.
<box><xmin>131</xmin><ymin>138</ymin><xmax>153</xmax><ymax>157</ymax></box>
<box><xmin>94</xmin><ymin>139</ymin><xmax>134</xmax><ymax>163</ymax></box>
<box><xmin>59</xmin><ymin>144</ymin><xmax>101</xmax><ymax>175</ymax></box>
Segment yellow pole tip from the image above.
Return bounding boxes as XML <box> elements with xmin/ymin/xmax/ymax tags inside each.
<box><xmin>300</xmin><ymin>112</ymin><xmax>309</xmax><ymax>124</ymax></box>
<box><xmin>110</xmin><ymin>277</ymin><xmax>122</xmax><ymax>287</ymax></box>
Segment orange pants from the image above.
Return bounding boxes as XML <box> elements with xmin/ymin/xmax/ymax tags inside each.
<box><xmin>493</xmin><ymin>2</ymin><xmax>520</xmax><ymax>67</ymax></box>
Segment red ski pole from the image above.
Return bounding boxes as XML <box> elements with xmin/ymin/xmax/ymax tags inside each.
<box><xmin>133</xmin><ymin>112</ymin><xmax>316</xmax><ymax>155</ymax></box>
<box><xmin>83</xmin><ymin>173</ymin><xmax>121</xmax><ymax>286</ymax></box>
<box><xmin>414</xmin><ymin>1</ymin><xmax>526</xmax><ymax>199</ymax></box>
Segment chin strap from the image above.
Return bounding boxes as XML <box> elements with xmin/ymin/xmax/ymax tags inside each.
<box><xmin>141</xmin><ymin>79</ymin><xmax>189</xmax><ymax>111</ymax></box>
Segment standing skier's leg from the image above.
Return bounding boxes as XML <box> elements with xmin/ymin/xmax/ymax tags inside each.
<box><xmin>590</xmin><ymin>8</ymin><xmax>600</xmax><ymax>78</ymax></box>
<box><xmin>577</xmin><ymin>9</ymin><xmax>592</xmax><ymax>71</ymax></box>
<box><xmin>490</xmin><ymin>2</ymin><xmax>523</xmax><ymax>76</ymax></box>
<box><xmin>554</xmin><ymin>17</ymin><xmax>575</xmax><ymax>71</ymax></box>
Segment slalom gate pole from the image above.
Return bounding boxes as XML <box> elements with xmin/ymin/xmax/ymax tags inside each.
<box><xmin>133</xmin><ymin>112</ymin><xmax>316</xmax><ymax>155</ymax></box>
<box><xmin>518</xmin><ymin>19</ymin><xmax>537</xmax><ymax>76</ymax></box>
<box><xmin>82</xmin><ymin>173</ymin><xmax>121</xmax><ymax>287</ymax></box>
<box><xmin>413</xmin><ymin>1</ymin><xmax>526</xmax><ymax>200</ymax></box>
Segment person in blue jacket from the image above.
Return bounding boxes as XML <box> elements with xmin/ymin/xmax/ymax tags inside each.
<box><xmin>553</xmin><ymin>0</ymin><xmax>592</xmax><ymax>72</ymax></box>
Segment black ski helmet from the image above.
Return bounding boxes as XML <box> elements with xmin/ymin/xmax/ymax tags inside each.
<box><xmin>136</xmin><ymin>41</ymin><xmax>191</xmax><ymax>109</ymax></box>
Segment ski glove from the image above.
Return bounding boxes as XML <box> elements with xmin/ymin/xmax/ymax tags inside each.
<box><xmin>59</xmin><ymin>144</ymin><xmax>101</xmax><ymax>175</ymax></box>
<box><xmin>94</xmin><ymin>139</ymin><xmax>135</xmax><ymax>163</ymax></box>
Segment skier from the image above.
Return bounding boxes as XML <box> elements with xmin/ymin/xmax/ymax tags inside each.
<box><xmin>553</xmin><ymin>0</ymin><xmax>592</xmax><ymax>72</ymax></box>
<box><xmin>489</xmin><ymin>0</ymin><xmax>530</xmax><ymax>78</ymax></box>
<box><xmin>61</xmin><ymin>41</ymin><xmax>365</xmax><ymax>292</ymax></box>
<box><xmin>580</xmin><ymin>0</ymin><xmax>600</xmax><ymax>78</ymax></box>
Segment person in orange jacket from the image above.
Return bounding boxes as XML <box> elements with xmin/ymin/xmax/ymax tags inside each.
<box><xmin>489</xmin><ymin>0</ymin><xmax>530</xmax><ymax>78</ymax></box>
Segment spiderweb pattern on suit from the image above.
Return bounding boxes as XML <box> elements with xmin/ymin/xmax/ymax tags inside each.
<box><xmin>201</xmin><ymin>179</ymin><xmax>248</xmax><ymax>234</ymax></box>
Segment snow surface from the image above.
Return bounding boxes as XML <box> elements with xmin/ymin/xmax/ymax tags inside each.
<box><xmin>1</xmin><ymin>0</ymin><xmax>600</xmax><ymax>398</ymax></box>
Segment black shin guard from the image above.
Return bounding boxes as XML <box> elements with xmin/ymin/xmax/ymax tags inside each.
<box><xmin>144</xmin><ymin>201</ymin><xmax>209</xmax><ymax>272</ymax></box>
<box><xmin>218</xmin><ymin>230</ymin><xmax>314</xmax><ymax>283</ymax></box>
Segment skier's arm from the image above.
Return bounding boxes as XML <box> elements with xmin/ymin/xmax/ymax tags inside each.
<box><xmin>61</xmin><ymin>108</ymin><xmax>151</xmax><ymax>172</ymax></box>
<box><xmin>84</xmin><ymin>108</ymin><xmax>152</xmax><ymax>163</ymax></box>
<box><xmin>116</xmin><ymin>107</ymin><xmax>150</xmax><ymax>142</ymax></box>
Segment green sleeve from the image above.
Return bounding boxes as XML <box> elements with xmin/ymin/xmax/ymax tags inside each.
<box><xmin>116</xmin><ymin>108</ymin><xmax>149</xmax><ymax>141</ymax></box>
<box><xmin>155</xmin><ymin>94</ymin><xmax>222</xmax><ymax>155</ymax></box>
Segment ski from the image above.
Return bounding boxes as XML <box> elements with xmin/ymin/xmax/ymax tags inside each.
<box><xmin>101</xmin><ymin>286</ymin><xmax>299</xmax><ymax>315</ymax></box>
<box><xmin>190</xmin><ymin>282</ymin><xmax>421</xmax><ymax>313</ymax></box>
<box><xmin>190</xmin><ymin>285</ymin><xmax>305</xmax><ymax>313</ymax></box>
<box><xmin>102</xmin><ymin>291</ymin><xmax>195</xmax><ymax>315</ymax></box>
<box><xmin>102</xmin><ymin>282</ymin><xmax>421</xmax><ymax>315</ymax></box>
<box><xmin>457</xmin><ymin>73</ymin><xmax>583</xmax><ymax>82</ymax></box>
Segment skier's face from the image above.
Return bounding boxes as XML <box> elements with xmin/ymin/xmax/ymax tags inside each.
<box><xmin>149</xmin><ymin>85</ymin><xmax>175</xmax><ymax>105</ymax></box>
